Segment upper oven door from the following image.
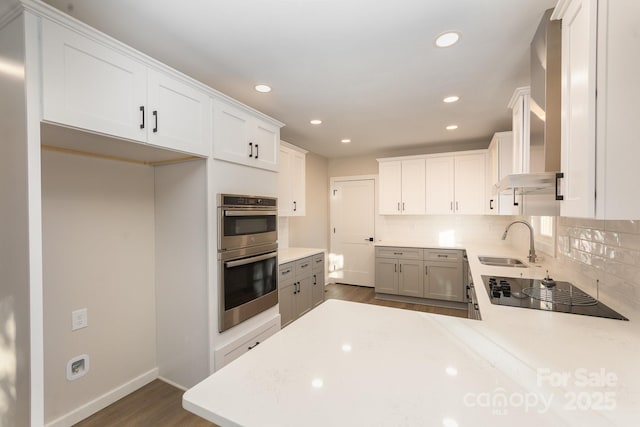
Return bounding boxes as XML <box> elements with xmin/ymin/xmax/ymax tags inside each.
<box><xmin>219</xmin><ymin>207</ymin><xmax>277</xmax><ymax>251</ymax></box>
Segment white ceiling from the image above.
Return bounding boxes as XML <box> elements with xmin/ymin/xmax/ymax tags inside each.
<box><xmin>42</xmin><ymin>0</ymin><xmax>557</xmax><ymax>159</ymax></box>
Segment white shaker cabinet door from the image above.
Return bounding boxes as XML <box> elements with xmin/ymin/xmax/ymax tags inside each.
<box><xmin>147</xmin><ymin>70</ymin><xmax>211</xmax><ymax>156</ymax></box>
<box><xmin>425</xmin><ymin>156</ymin><xmax>455</xmax><ymax>214</ymax></box>
<box><xmin>251</xmin><ymin>120</ymin><xmax>280</xmax><ymax>172</ymax></box>
<box><xmin>41</xmin><ymin>18</ymin><xmax>147</xmax><ymax>143</ymax></box>
<box><xmin>400</xmin><ymin>159</ymin><xmax>426</xmax><ymax>215</ymax></box>
<box><xmin>454</xmin><ymin>153</ymin><xmax>486</xmax><ymax>215</ymax></box>
<box><xmin>558</xmin><ymin>0</ymin><xmax>598</xmax><ymax>218</ymax></box>
<box><xmin>378</xmin><ymin>161</ymin><xmax>402</xmax><ymax>215</ymax></box>
<box><xmin>212</xmin><ymin>99</ymin><xmax>253</xmax><ymax>165</ymax></box>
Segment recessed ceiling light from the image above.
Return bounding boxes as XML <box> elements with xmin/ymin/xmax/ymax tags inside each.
<box><xmin>254</xmin><ymin>84</ymin><xmax>271</xmax><ymax>93</ymax></box>
<box><xmin>443</xmin><ymin>96</ymin><xmax>460</xmax><ymax>103</ymax></box>
<box><xmin>435</xmin><ymin>31</ymin><xmax>460</xmax><ymax>48</ymax></box>
<box><xmin>341</xmin><ymin>139</ymin><xmax>351</xmax><ymax>144</ymax></box>
<box><xmin>446</xmin><ymin>124</ymin><xmax>459</xmax><ymax>130</ymax></box>
<box><xmin>310</xmin><ymin>119</ymin><xmax>322</xmax><ymax>125</ymax></box>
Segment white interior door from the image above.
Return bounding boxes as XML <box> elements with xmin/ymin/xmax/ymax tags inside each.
<box><xmin>330</xmin><ymin>177</ymin><xmax>376</xmax><ymax>287</ymax></box>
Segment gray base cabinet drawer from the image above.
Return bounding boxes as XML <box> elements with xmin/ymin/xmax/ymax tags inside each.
<box><xmin>423</xmin><ymin>249</ymin><xmax>461</xmax><ymax>263</ymax></box>
<box><xmin>375</xmin><ymin>246</ymin><xmax>423</xmax><ymax>260</ymax></box>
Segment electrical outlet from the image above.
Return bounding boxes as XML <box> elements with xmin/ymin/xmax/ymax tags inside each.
<box><xmin>72</xmin><ymin>308</ymin><xmax>88</xmax><ymax>331</ymax></box>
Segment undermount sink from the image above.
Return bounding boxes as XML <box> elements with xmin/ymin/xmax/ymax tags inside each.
<box><xmin>478</xmin><ymin>256</ymin><xmax>527</xmax><ymax>267</ymax></box>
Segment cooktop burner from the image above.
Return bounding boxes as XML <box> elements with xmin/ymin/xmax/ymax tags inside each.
<box><xmin>481</xmin><ymin>275</ymin><xmax>628</xmax><ymax>321</ymax></box>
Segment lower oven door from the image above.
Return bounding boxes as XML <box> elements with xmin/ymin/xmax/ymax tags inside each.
<box><xmin>219</xmin><ymin>248</ymin><xmax>278</xmax><ymax>332</ymax></box>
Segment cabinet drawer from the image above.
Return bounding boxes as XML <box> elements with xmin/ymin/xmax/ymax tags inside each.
<box><xmin>296</xmin><ymin>257</ymin><xmax>313</xmax><ymax>276</ymax></box>
<box><xmin>312</xmin><ymin>253</ymin><xmax>325</xmax><ymax>272</ymax></box>
<box><xmin>375</xmin><ymin>247</ymin><xmax>422</xmax><ymax>260</ymax></box>
<box><xmin>279</xmin><ymin>262</ymin><xmax>295</xmax><ymax>286</ymax></box>
<box><xmin>423</xmin><ymin>249</ymin><xmax>462</xmax><ymax>263</ymax></box>
<box><xmin>214</xmin><ymin>317</ymin><xmax>280</xmax><ymax>370</ymax></box>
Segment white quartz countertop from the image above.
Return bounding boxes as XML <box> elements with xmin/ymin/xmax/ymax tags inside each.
<box><xmin>185</xmin><ymin>241</ymin><xmax>640</xmax><ymax>426</ymax></box>
<box><xmin>278</xmin><ymin>247</ymin><xmax>324</xmax><ymax>264</ymax></box>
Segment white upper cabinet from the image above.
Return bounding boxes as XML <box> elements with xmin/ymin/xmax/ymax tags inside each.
<box><xmin>212</xmin><ymin>98</ymin><xmax>280</xmax><ymax>172</ymax></box>
<box><xmin>278</xmin><ymin>142</ymin><xmax>306</xmax><ymax>216</ymax></box>
<box><xmin>487</xmin><ymin>132</ymin><xmax>516</xmax><ymax>215</ymax></box>
<box><xmin>553</xmin><ymin>0</ymin><xmax>640</xmax><ymax>219</ymax></box>
<box><xmin>425</xmin><ymin>156</ymin><xmax>455</xmax><ymax>215</ymax></box>
<box><xmin>41</xmin><ymin>18</ymin><xmax>211</xmax><ymax>157</ymax></box>
<box><xmin>41</xmin><ymin>18</ymin><xmax>148</xmax><ymax>144</ymax></box>
<box><xmin>508</xmin><ymin>87</ymin><xmax>530</xmax><ymax>174</ymax></box>
<box><xmin>454</xmin><ymin>154</ymin><xmax>487</xmax><ymax>215</ymax></box>
<box><xmin>425</xmin><ymin>152</ymin><xmax>486</xmax><ymax>215</ymax></box>
<box><xmin>378</xmin><ymin>158</ymin><xmax>426</xmax><ymax>215</ymax></box>
<box><xmin>147</xmin><ymin>70</ymin><xmax>211</xmax><ymax>156</ymax></box>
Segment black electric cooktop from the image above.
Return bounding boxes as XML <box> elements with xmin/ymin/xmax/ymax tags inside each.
<box><xmin>481</xmin><ymin>275</ymin><xmax>628</xmax><ymax>321</ymax></box>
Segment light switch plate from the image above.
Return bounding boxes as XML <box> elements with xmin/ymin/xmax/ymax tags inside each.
<box><xmin>72</xmin><ymin>308</ymin><xmax>88</xmax><ymax>331</ymax></box>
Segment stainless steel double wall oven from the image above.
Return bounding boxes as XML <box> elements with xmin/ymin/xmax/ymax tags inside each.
<box><xmin>218</xmin><ymin>194</ymin><xmax>278</xmax><ymax>332</ymax></box>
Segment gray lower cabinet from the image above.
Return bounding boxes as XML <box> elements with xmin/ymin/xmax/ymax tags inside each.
<box><xmin>375</xmin><ymin>247</ymin><xmax>423</xmax><ymax>297</ymax></box>
<box><xmin>424</xmin><ymin>249</ymin><xmax>464</xmax><ymax>302</ymax></box>
<box><xmin>279</xmin><ymin>253</ymin><xmax>324</xmax><ymax>327</ymax></box>
<box><xmin>375</xmin><ymin>246</ymin><xmax>464</xmax><ymax>303</ymax></box>
<box><xmin>311</xmin><ymin>253</ymin><xmax>325</xmax><ymax>308</ymax></box>
<box><xmin>278</xmin><ymin>262</ymin><xmax>296</xmax><ymax>327</ymax></box>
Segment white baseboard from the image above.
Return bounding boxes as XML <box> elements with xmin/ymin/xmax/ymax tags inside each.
<box><xmin>45</xmin><ymin>367</ymin><xmax>158</xmax><ymax>427</ymax></box>
<box><xmin>157</xmin><ymin>376</ymin><xmax>187</xmax><ymax>391</ymax></box>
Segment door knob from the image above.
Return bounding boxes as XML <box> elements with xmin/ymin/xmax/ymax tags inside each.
<box><xmin>364</xmin><ymin>237</ymin><xmax>374</xmax><ymax>242</ymax></box>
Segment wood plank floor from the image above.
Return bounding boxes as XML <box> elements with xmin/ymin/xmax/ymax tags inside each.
<box><xmin>325</xmin><ymin>283</ymin><xmax>468</xmax><ymax>318</ymax></box>
<box><xmin>74</xmin><ymin>283</ymin><xmax>466</xmax><ymax>426</ymax></box>
<box><xmin>73</xmin><ymin>379</ymin><xmax>217</xmax><ymax>427</ymax></box>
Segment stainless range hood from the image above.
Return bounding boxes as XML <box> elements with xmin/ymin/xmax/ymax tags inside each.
<box><xmin>498</xmin><ymin>8</ymin><xmax>561</xmax><ymax>200</ymax></box>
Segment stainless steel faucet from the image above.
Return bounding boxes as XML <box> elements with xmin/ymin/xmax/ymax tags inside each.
<box><xmin>502</xmin><ymin>220</ymin><xmax>537</xmax><ymax>263</ymax></box>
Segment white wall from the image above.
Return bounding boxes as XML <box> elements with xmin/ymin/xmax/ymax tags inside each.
<box><xmin>288</xmin><ymin>152</ymin><xmax>329</xmax><ymax>250</ymax></box>
<box><xmin>41</xmin><ymin>150</ymin><xmax>157</xmax><ymax>423</ymax></box>
<box><xmin>155</xmin><ymin>160</ymin><xmax>209</xmax><ymax>388</ymax></box>
<box><xmin>0</xmin><ymin>12</ymin><xmax>32</xmax><ymax>427</ymax></box>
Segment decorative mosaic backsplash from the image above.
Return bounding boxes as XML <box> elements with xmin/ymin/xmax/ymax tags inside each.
<box><xmin>555</xmin><ymin>218</ymin><xmax>640</xmax><ymax>315</ymax></box>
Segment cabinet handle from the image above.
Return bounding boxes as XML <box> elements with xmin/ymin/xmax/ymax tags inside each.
<box><xmin>555</xmin><ymin>172</ymin><xmax>564</xmax><ymax>201</ymax></box>
<box><xmin>397</xmin><ymin>202</ymin><xmax>400</xmax><ymax>212</ymax></box>
<box><xmin>301</xmin><ymin>263</ymin><xmax>308</xmax><ymax>268</ymax></box>
<box><xmin>425</xmin><ymin>265</ymin><xmax>428</xmax><ymax>275</ymax></box>
<box><xmin>139</xmin><ymin>106</ymin><xmax>145</xmax><ymax>129</ymax></box>
<box><xmin>255</xmin><ymin>144</ymin><xmax>259</xmax><ymax>159</ymax></box>
<box><xmin>437</xmin><ymin>254</ymin><xmax>448</xmax><ymax>258</ymax></box>
<box><xmin>152</xmin><ymin>110</ymin><xmax>158</xmax><ymax>133</ymax></box>
<box><xmin>313</xmin><ymin>274</ymin><xmax>317</xmax><ymax>285</ymax></box>
<box><xmin>402</xmin><ymin>202</ymin><xmax>405</xmax><ymax>211</ymax></box>
<box><xmin>456</xmin><ymin>201</ymin><xmax>459</xmax><ymax>211</ymax></box>
<box><xmin>399</xmin><ymin>264</ymin><xmax>402</xmax><ymax>273</ymax></box>
<box><xmin>249</xmin><ymin>142</ymin><xmax>254</xmax><ymax>158</ymax></box>
<box><xmin>293</xmin><ymin>201</ymin><xmax>297</xmax><ymax>212</ymax></box>
<box><xmin>450</xmin><ymin>201</ymin><xmax>453</xmax><ymax>211</ymax></box>
<box><xmin>394</xmin><ymin>264</ymin><xmax>397</xmax><ymax>273</ymax></box>
<box><xmin>248</xmin><ymin>341</ymin><xmax>260</xmax><ymax>350</ymax></box>
<box><xmin>513</xmin><ymin>188</ymin><xmax>519</xmax><ymax>206</ymax></box>
<box><xmin>489</xmin><ymin>199</ymin><xmax>494</xmax><ymax>210</ymax></box>
<box><xmin>393</xmin><ymin>252</ymin><xmax>403</xmax><ymax>255</ymax></box>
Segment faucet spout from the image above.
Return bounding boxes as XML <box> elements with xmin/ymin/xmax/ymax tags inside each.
<box><xmin>502</xmin><ymin>220</ymin><xmax>537</xmax><ymax>263</ymax></box>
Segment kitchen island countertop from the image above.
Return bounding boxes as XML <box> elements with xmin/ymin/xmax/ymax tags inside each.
<box><xmin>184</xmin><ymin>242</ymin><xmax>640</xmax><ymax>426</ymax></box>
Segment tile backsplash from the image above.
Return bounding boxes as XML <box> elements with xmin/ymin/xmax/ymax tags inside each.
<box><xmin>553</xmin><ymin>218</ymin><xmax>640</xmax><ymax>317</ymax></box>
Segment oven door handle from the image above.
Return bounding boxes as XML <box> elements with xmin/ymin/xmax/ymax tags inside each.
<box><xmin>224</xmin><ymin>210</ymin><xmax>278</xmax><ymax>217</ymax></box>
<box><xmin>224</xmin><ymin>252</ymin><xmax>277</xmax><ymax>268</ymax></box>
